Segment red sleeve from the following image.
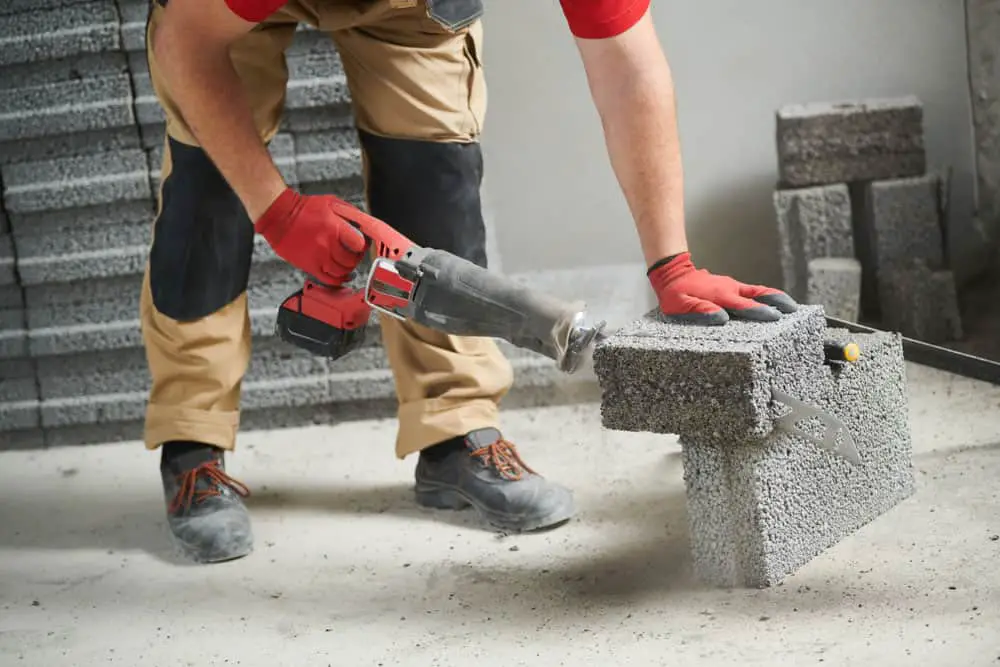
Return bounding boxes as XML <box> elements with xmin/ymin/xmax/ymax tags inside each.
<box><xmin>224</xmin><ymin>0</ymin><xmax>288</xmax><ymax>22</ymax></box>
<box><xmin>559</xmin><ymin>0</ymin><xmax>650</xmax><ymax>39</ymax></box>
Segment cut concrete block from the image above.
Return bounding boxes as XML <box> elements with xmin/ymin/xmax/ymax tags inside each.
<box><xmin>2</xmin><ymin>149</ymin><xmax>150</xmax><ymax>213</ymax></box>
<box><xmin>773</xmin><ymin>183</ymin><xmax>854</xmax><ymax>301</ymax></box>
<box><xmin>295</xmin><ymin>129</ymin><xmax>362</xmax><ymax>184</ymax></box>
<box><xmin>880</xmin><ymin>262</ymin><xmax>963</xmax><ymax>343</ymax></box>
<box><xmin>776</xmin><ymin>96</ymin><xmax>926</xmax><ymax>187</ymax></box>
<box><xmin>806</xmin><ymin>257</ymin><xmax>861</xmax><ymax>321</ymax></box>
<box><xmin>0</xmin><ymin>1</ymin><xmax>120</xmax><ymax>67</ymax></box>
<box><xmin>0</xmin><ymin>235</ymin><xmax>15</xmax><ymax>286</ymax></box>
<box><xmin>0</xmin><ymin>74</ymin><xmax>135</xmax><ymax>142</ymax></box>
<box><xmin>594</xmin><ymin>306</ymin><xmax>914</xmax><ymax>587</ymax></box>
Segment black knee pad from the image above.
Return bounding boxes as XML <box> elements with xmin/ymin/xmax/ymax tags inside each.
<box><xmin>148</xmin><ymin>137</ymin><xmax>255</xmax><ymax>321</ymax></box>
<box><xmin>358</xmin><ymin>130</ymin><xmax>488</xmax><ymax>269</ymax></box>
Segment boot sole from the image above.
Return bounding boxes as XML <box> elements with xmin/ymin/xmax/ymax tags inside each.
<box><xmin>414</xmin><ymin>484</ymin><xmax>574</xmax><ymax>533</ymax></box>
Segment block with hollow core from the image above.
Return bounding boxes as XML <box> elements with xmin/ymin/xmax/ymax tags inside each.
<box><xmin>593</xmin><ymin>305</ymin><xmax>914</xmax><ymax>587</ymax></box>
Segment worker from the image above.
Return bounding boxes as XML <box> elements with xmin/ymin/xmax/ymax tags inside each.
<box><xmin>143</xmin><ymin>0</ymin><xmax>798</xmax><ymax>564</ymax></box>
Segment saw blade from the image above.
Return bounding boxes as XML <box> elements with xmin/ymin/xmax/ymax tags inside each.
<box><xmin>771</xmin><ymin>389</ymin><xmax>861</xmax><ymax>465</ymax></box>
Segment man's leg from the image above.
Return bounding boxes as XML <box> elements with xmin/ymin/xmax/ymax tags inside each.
<box><xmin>325</xmin><ymin>0</ymin><xmax>575</xmax><ymax>532</ymax></box>
<box><xmin>141</xmin><ymin>1</ymin><xmax>301</xmax><ymax>562</ymax></box>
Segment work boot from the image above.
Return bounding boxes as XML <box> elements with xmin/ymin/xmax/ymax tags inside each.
<box><xmin>160</xmin><ymin>441</ymin><xmax>253</xmax><ymax>563</ymax></box>
<box><xmin>414</xmin><ymin>428</ymin><xmax>575</xmax><ymax>532</ymax></box>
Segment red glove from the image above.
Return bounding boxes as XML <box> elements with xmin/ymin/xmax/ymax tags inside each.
<box><xmin>648</xmin><ymin>252</ymin><xmax>797</xmax><ymax>325</ymax></box>
<box><xmin>254</xmin><ymin>187</ymin><xmax>367</xmax><ymax>285</ymax></box>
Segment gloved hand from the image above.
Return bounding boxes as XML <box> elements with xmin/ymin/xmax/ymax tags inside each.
<box><xmin>254</xmin><ymin>187</ymin><xmax>367</xmax><ymax>285</ymax></box>
<box><xmin>648</xmin><ymin>252</ymin><xmax>797</xmax><ymax>325</ymax></box>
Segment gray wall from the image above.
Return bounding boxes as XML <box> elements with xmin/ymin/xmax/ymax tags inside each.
<box><xmin>479</xmin><ymin>0</ymin><xmax>980</xmax><ymax>286</ymax></box>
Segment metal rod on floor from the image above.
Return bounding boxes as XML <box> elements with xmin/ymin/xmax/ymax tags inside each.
<box><xmin>825</xmin><ymin>316</ymin><xmax>1000</xmax><ymax>386</ymax></box>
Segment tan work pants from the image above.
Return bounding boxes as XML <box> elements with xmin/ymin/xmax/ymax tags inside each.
<box><xmin>140</xmin><ymin>0</ymin><xmax>513</xmax><ymax>458</ymax></box>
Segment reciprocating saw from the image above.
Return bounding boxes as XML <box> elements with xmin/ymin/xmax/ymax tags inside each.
<box><xmin>273</xmin><ymin>203</ymin><xmax>606</xmax><ymax>374</ymax></box>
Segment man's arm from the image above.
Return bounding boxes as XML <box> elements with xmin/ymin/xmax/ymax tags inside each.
<box><xmin>150</xmin><ymin>0</ymin><xmax>365</xmax><ymax>285</ymax></box>
<box><xmin>151</xmin><ymin>0</ymin><xmax>286</xmax><ymax>220</ymax></box>
<box><xmin>561</xmin><ymin>1</ymin><xmax>796</xmax><ymax>324</ymax></box>
<box><xmin>569</xmin><ymin>7</ymin><xmax>687</xmax><ymax>267</ymax></box>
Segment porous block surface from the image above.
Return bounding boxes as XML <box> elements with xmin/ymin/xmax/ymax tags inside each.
<box><xmin>593</xmin><ymin>306</ymin><xmax>829</xmax><ymax>444</ymax></box>
<box><xmin>880</xmin><ymin>264</ymin><xmax>963</xmax><ymax>343</ymax></box>
<box><xmin>776</xmin><ymin>96</ymin><xmax>926</xmax><ymax>187</ymax></box>
<box><xmin>860</xmin><ymin>173</ymin><xmax>946</xmax><ymax>275</ymax></box>
<box><xmin>773</xmin><ymin>183</ymin><xmax>854</xmax><ymax>301</ymax></box>
<box><xmin>806</xmin><ymin>257</ymin><xmax>862</xmax><ymax>321</ymax></box>
<box><xmin>682</xmin><ymin>326</ymin><xmax>913</xmax><ymax>587</ymax></box>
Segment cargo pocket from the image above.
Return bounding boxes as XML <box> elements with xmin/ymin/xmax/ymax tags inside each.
<box><xmin>425</xmin><ymin>0</ymin><xmax>483</xmax><ymax>32</ymax></box>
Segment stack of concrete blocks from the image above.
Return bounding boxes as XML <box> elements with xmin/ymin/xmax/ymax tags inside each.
<box><xmin>0</xmin><ymin>1</ymin><xmax>557</xmax><ymax>450</ymax></box>
<box><xmin>772</xmin><ymin>96</ymin><xmax>963</xmax><ymax>343</ymax></box>
<box><xmin>593</xmin><ymin>305</ymin><xmax>915</xmax><ymax>588</ymax></box>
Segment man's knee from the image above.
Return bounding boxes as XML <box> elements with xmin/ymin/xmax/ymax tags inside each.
<box><xmin>359</xmin><ymin>131</ymin><xmax>488</xmax><ymax>268</ymax></box>
<box><xmin>148</xmin><ymin>137</ymin><xmax>255</xmax><ymax>321</ymax></box>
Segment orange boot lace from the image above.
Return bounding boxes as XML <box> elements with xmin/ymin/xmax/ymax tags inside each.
<box><xmin>469</xmin><ymin>437</ymin><xmax>538</xmax><ymax>481</ymax></box>
<box><xmin>168</xmin><ymin>459</ymin><xmax>251</xmax><ymax>514</ymax></box>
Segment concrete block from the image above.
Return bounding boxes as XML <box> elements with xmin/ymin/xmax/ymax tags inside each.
<box><xmin>0</xmin><ymin>74</ymin><xmax>135</xmax><ymax>142</ymax></box>
<box><xmin>0</xmin><ymin>1</ymin><xmax>120</xmax><ymax>67</ymax></box>
<box><xmin>28</xmin><ymin>319</ymin><xmax>141</xmax><ymax>358</ymax></box>
<box><xmin>0</xmin><ymin>359</ymin><xmax>37</xmax><ymax>404</ymax></box>
<box><xmin>127</xmin><ymin>52</ymin><xmax>165</xmax><ymax>129</ymax></box>
<box><xmin>855</xmin><ymin>174</ymin><xmax>947</xmax><ymax>313</ymax></box>
<box><xmin>880</xmin><ymin>262</ymin><xmax>963</xmax><ymax>343</ymax></box>
<box><xmin>286</xmin><ymin>53</ymin><xmax>350</xmax><ymax>110</ymax></box>
<box><xmin>0</xmin><ymin>399</ymin><xmax>41</xmax><ymax>432</ymax></box>
<box><xmin>9</xmin><ymin>199</ymin><xmax>153</xmax><ymax>240</ymax></box>
<box><xmin>0</xmin><ymin>0</ymin><xmax>96</xmax><ymax>15</ymax></box>
<box><xmin>776</xmin><ymin>96</ymin><xmax>926</xmax><ymax>187</ymax></box>
<box><xmin>2</xmin><ymin>149</ymin><xmax>150</xmax><ymax>214</ymax></box>
<box><xmin>0</xmin><ymin>427</ymin><xmax>45</xmax><ymax>451</ymax></box>
<box><xmin>287</xmin><ymin>24</ymin><xmax>334</xmax><ymax>58</ymax></box>
<box><xmin>806</xmin><ymin>257</ymin><xmax>861</xmax><ymax>321</ymax></box>
<box><xmin>270</xmin><ymin>133</ymin><xmax>298</xmax><ymax>187</ymax></box>
<box><xmin>0</xmin><ymin>235</ymin><xmax>15</xmax><ymax>286</ymax></box>
<box><xmin>594</xmin><ymin>306</ymin><xmax>914</xmax><ymax>587</ymax></box>
<box><xmin>967</xmin><ymin>0</ymin><xmax>1000</xmax><ymax>255</ymax></box>
<box><xmin>593</xmin><ymin>307</ymin><xmax>830</xmax><ymax>444</ymax></box>
<box><xmin>0</xmin><ymin>52</ymin><xmax>128</xmax><ymax>91</ymax></box>
<box><xmin>680</xmin><ymin>327</ymin><xmax>913</xmax><ymax>587</ymax></box>
<box><xmin>295</xmin><ymin>128</ymin><xmax>362</xmax><ymax>185</ymax></box>
<box><xmin>281</xmin><ymin>107</ymin><xmax>355</xmax><ymax>133</ymax></box>
<box><xmin>0</xmin><ymin>286</ymin><xmax>23</xmax><ymax>310</ymax></box>
<box><xmin>0</xmin><ymin>128</ymin><xmax>141</xmax><ymax>167</ymax></box>
<box><xmin>773</xmin><ymin>184</ymin><xmax>854</xmax><ymax>301</ymax></box>
<box><xmin>116</xmin><ymin>0</ymin><xmax>151</xmax><ymax>52</ymax></box>
<box><xmin>0</xmin><ymin>310</ymin><xmax>28</xmax><ymax>359</ymax></box>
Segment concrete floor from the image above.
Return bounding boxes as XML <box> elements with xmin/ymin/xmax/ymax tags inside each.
<box><xmin>1</xmin><ymin>363</ymin><xmax>999</xmax><ymax>666</ymax></box>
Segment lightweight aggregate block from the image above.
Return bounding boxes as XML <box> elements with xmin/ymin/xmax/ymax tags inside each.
<box><xmin>857</xmin><ymin>174</ymin><xmax>947</xmax><ymax>294</ymax></box>
<box><xmin>0</xmin><ymin>314</ymin><xmax>28</xmax><ymax>360</ymax></box>
<box><xmin>806</xmin><ymin>257</ymin><xmax>861</xmax><ymax>321</ymax></box>
<box><xmin>1</xmin><ymin>150</ymin><xmax>150</xmax><ymax>214</ymax></box>
<box><xmin>127</xmin><ymin>52</ymin><xmax>165</xmax><ymax>129</ymax></box>
<box><xmin>286</xmin><ymin>53</ymin><xmax>350</xmax><ymax>110</ymax></box>
<box><xmin>880</xmin><ymin>263</ymin><xmax>963</xmax><ymax>343</ymax></box>
<box><xmin>0</xmin><ymin>236</ymin><xmax>15</xmax><ymax>286</ymax></box>
<box><xmin>0</xmin><ymin>128</ymin><xmax>141</xmax><ymax>167</ymax></box>
<box><xmin>773</xmin><ymin>184</ymin><xmax>854</xmax><ymax>301</ymax></box>
<box><xmin>0</xmin><ymin>399</ymin><xmax>41</xmax><ymax>432</ymax></box>
<box><xmin>0</xmin><ymin>52</ymin><xmax>129</xmax><ymax>91</ymax></box>
<box><xmin>0</xmin><ymin>359</ymin><xmax>37</xmax><ymax>404</ymax></box>
<box><xmin>681</xmin><ymin>326</ymin><xmax>913</xmax><ymax>587</ymax></box>
<box><xmin>593</xmin><ymin>306</ymin><xmax>830</xmax><ymax>445</ymax></box>
<box><xmin>0</xmin><ymin>1</ymin><xmax>120</xmax><ymax>67</ymax></box>
<box><xmin>281</xmin><ymin>107</ymin><xmax>355</xmax><ymax>133</ymax></box>
<box><xmin>776</xmin><ymin>97</ymin><xmax>926</xmax><ymax>188</ymax></box>
<box><xmin>24</xmin><ymin>274</ymin><xmax>142</xmax><ymax>331</ymax></box>
<box><xmin>28</xmin><ymin>319</ymin><xmax>141</xmax><ymax>357</ymax></box>
<box><xmin>9</xmin><ymin>199</ymin><xmax>154</xmax><ymax>239</ymax></box>
<box><xmin>0</xmin><ymin>286</ymin><xmax>23</xmax><ymax>310</ymax></box>
<box><xmin>0</xmin><ymin>0</ymin><xmax>96</xmax><ymax>15</ymax></box>
<box><xmin>0</xmin><ymin>74</ymin><xmax>135</xmax><ymax>142</ymax></box>
<box><xmin>295</xmin><ymin>129</ymin><xmax>362</xmax><ymax>184</ymax></box>
<box><xmin>287</xmin><ymin>24</ymin><xmax>333</xmax><ymax>58</ymax></box>
<box><xmin>0</xmin><ymin>427</ymin><xmax>45</xmax><ymax>451</ymax></box>
<box><xmin>117</xmin><ymin>0</ymin><xmax>151</xmax><ymax>53</ymax></box>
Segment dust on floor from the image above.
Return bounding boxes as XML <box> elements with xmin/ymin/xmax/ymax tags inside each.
<box><xmin>0</xmin><ymin>363</ymin><xmax>998</xmax><ymax>666</ymax></box>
